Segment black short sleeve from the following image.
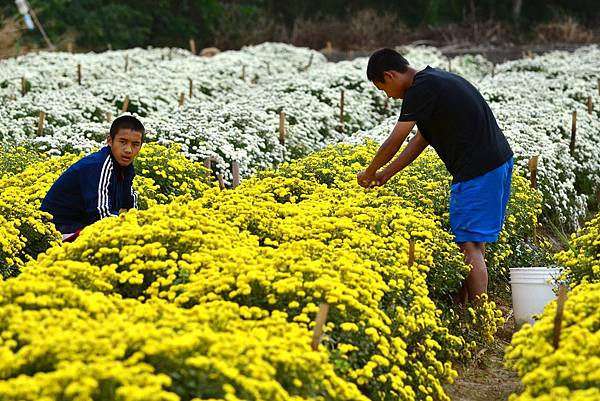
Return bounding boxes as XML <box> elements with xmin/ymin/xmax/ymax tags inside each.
<box><xmin>398</xmin><ymin>78</ymin><xmax>437</xmax><ymax>122</ymax></box>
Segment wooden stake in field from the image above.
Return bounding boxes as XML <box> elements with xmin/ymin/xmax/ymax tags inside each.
<box><xmin>528</xmin><ymin>50</ymin><xmax>533</xmax><ymax>59</ymax></box>
<box><xmin>67</xmin><ymin>42</ymin><xmax>73</xmax><ymax>53</ymax></box>
<box><xmin>21</xmin><ymin>77</ymin><xmax>27</xmax><ymax>96</ymax></box>
<box><xmin>408</xmin><ymin>239</ymin><xmax>416</xmax><ymax>267</ymax></box>
<box><xmin>570</xmin><ymin>111</ymin><xmax>577</xmax><ymax>156</ymax></box>
<box><xmin>37</xmin><ymin>111</ymin><xmax>46</xmax><ymax>136</ymax></box>
<box><xmin>528</xmin><ymin>155</ymin><xmax>539</xmax><ymax>189</ymax></box>
<box><xmin>241</xmin><ymin>65</ymin><xmax>246</xmax><ymax>81</ymax></box>
<box><xmin>188</xmin><ymin>78</ymin><xmax>193</xmax><ymax>98</ymax></box>
<box><xmin>597</xmin><ymin>78</ymin><xmax>600</xmax><ymax>96</ymax></box>
<box><xmin>339</xmin><ymin>89</ymin><xmax>345</xmax><ymax>132</ymax></box>
<box><xmin>124</xmin><ymin>55</ymin><xmax>129</xmax><ymax>73</ymax></box>
<box><xmin>77</xmin><ymin>63</ymin><xmax>81</xmax><ymax>85</ymax></box>
<box><xmin>232</xmin><ymin>161</ymin><xmax>241</xmax><ymax>189</ymax></box>
<box><xmin>178</xmin><ymin>92</ymin><xmax>185</xmax><ymax>106</ymax></box>
<box><xmin>552</xmin><ymin>285</ymin><xmax>568</xmax><ymax>349</ymax></box>
<box><xmin>121</xmin><ymin>95</ymin><xmax>130</xmax><ymax>114</ymax></box>
<box><xmin>189</xmin><ymin>38</ymin><xmax>197</xmax><ymax>55</ymax></box>
<box><xmin>106</xmin><ymin>112</ymin><xmax>113</xmax><ymax>123</ymax></box>
<box><xmin>279</xmin><ymin>111</ymin><xmax>286</xmax><ymax>146</ymax></box>
<box><xmin>588</xmin><ymin>96</ymin><xmax>593</xmax><ymax>114</ymax></box>
<box><xmin>217</xmin><ymin>173</ymin><xmax>225</xmax><ymax>191</ymax></box>
<box><xmin>303</xmin><ymin>53</ymin><xmax>314</xmax><ymax>71</ymax></box>
<box><xmin>311</xmin><ymin>303</ymin><xmax>330</xmax><ymax>351</ymax></box>
<box><xmin>491</xmin><ymin>64</ymin><xmax>495</xmax><ymax>78</ymax></box>
<box><xmin>266</xmin><ymin>62</ymin><xmax>271</xmax><ymax>75</ymax></box>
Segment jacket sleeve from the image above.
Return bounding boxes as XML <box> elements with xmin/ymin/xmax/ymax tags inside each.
<box><xmin>78</xmin><ymin>157</ymin><xmax>114</xmax><ymax>221</ymax></box>
<box><xmin>123</xmin><ymin>173</ymin><xmax>137</xmax><ymax>210</ymax></box>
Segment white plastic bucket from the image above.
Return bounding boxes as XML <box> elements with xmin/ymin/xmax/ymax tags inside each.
<box><xmin>509</xmin><ymin>267</ymin><xmax>561</xmax><ymax>327</ymax></box>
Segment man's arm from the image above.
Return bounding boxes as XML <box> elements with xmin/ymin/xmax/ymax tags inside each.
<box><xmin>358</xmin><ymin>120</ymin><xmax>416</xmax><ymax>186</ymax></box>
<box><xmin>378</xmin><ymin>130</ymin><xmax>429</xmax><ymax>184</ymax></box>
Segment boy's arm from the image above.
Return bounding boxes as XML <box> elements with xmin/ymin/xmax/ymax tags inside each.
<box><xmin>377</xmin><ymin>130</ymin><xmax>429</xmax><ymax>185</ymax></box>
<box><xmin>358</xmin><ymin>120</ymin><xmax>416</xmax><ymax>187</ymax></box>
<box><xmin>79</xmin><ymin>160</ymin><xmax>115</xmax><ymax>221</ymax></box>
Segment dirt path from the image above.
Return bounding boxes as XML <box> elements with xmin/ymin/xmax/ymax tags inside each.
<box><xmin>446</xmin><ymin>303</ymin><xmax>522</xmax><ymax>401</ymax></box>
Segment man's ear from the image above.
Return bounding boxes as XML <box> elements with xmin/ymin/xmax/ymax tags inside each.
<box><xmin>382</xmin><ymin>70</ymin><xmax>395</xmax><ymax>83</ymax></box>
<box><xmin>106</xmin><ymin>135</ymin><xmax>112</xmax><ymax>147</ymax></box>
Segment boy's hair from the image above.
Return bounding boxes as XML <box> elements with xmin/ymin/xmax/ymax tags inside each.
<box><xmin>109</xmin><ymin>115</ymin><xmax>145</xmax><ymax>141</ymax></box>
<box><xmin>367</xmin><ymin>48</ymin><xmax>410</xmax><ymax>83</ymax></box>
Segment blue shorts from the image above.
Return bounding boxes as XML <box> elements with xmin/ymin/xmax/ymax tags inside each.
<box><xmin>449</xmin><ymin>158</ymin><xmax>513</xmax><ymax>243</ymax></box>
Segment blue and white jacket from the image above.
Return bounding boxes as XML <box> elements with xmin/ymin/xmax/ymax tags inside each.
<box><xmin>41</xmin><ymin>146</ymin><xmax>137</xmax><ymax>234</ymax></box>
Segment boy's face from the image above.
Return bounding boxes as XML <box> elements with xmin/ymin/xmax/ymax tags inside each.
<box><xmin>107</xmin><ymin>128</ymin><xmax>143</xmax><ymax>167</ymax></box>
<box><xmin>374</xmin><ymin>70</ymin><xmax>406</xmax><ymax>99</ymax></box>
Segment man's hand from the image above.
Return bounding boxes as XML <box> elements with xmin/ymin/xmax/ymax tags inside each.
<box><xmin>373</xmin><ymin>170</ymin><xmax>390</xmax><ymax>186</ymax></box>
<box><xmin>357</xmin><ymin>169</ymin><xmax>377</xmax><ymax>188</ymax></box>
<box><xmin>358</xmin><ymin>169</ymin><xmax>390</xmax><ymax>188</ymax></box>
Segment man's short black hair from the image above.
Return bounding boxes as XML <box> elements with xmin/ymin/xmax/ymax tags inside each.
<box><xmin>109</xmin><ymin>115</ymin><xmax>145</xmax><ymax>141</ymax></box>
<box><xmin>367</xmin><ymin>48</ymin><xmax>410</xmax><ymax>83</ymax></box>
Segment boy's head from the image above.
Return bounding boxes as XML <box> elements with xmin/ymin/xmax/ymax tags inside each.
<box><xmin>367</xmin><ymin>48</ymin><xmax>412</xmax><ymax>99</ymax></box>
<box><xmin>107</xmin><ymin>115</ymin><xmax>144</xmax><ymax>167</ymax></box>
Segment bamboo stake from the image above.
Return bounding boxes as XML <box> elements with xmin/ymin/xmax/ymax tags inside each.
<box><xmin>21</xmin><ymin>77</ymin><xmax>27</xmax><ymax>96</ymax></box>
<box><xmin>552</xmin><ymin>285</ymin><xmax>568</xmax><ymax>349</ymax></box>
<box><xmin>597</xmin><ymin>78</ymin><xmax>600</xmax><ymax>96</ymax></box>
<box><xmin>448</xmin><ymin>59</ymin><xmax>452</xmax><ymax>72</ymax></box>
<box><xmin>217</xmin><ymin>174</ymin><xmax>225</xmax><ymax>190</ymax></box>
<box><xmin>528</xmin><ymin>50</ymin><xmax>533</xmax><ymax>59</ymax></box>
<box><xmin>491</xmin><ymin>64</ymin><xmax>495</xmax><ymax>78</ymax></box>
<box><xmin>528</xmin><ymin>156</ymin><xmax>539</xmax><ymax>189</ymax></box>
<box><xmin>303</xmin><ymin>53</ymin><xmax>314</xmax><ymax>71</ymax></box>
<box><xmin>588</xmin><ymin>96</ymin><xmax>593</xmax><ymax>114</ymax></box>
<box><xmin>279</xmin><ymin>111</ymin><xmax>286</xmax><ymax>146</ymax></box>
<box><xmin>408</xmin><ymin>239</ymin><xmax>416</xmax><ymax>267</ymax></box>
<box><xmin>232</xmin><ymin>161</ymin><xmax>241</xmax><ymax>188</ymax></box>
<box><xmin>37</xmin><ymin>111</ymin><xmax>46</xmax><ymax>136</ymax></box>
<box><xmin>121</xmin><ymin>96</ymin><xmax>130</xmax><ymax>114</ymax></box>
<box><xmin>189</xmin><ymin>38</ymin><xmax>196</xmax><ymax>55</ymax></box>
<box><xmin>570</xmin><ymin>111</ymin><xmax>577</xmax><ymax>156</ymax></box>
<box><xmin>77</xmin><ymin>63</ymin><xmax>81</xmax><ymax>85</ymax></box>
<box><xmin>124</xmin><ymin>55</ymin><xmax>129</xmax><ymax>73</ymax></box>
<box><xmin>106</xmin><ymin>112</ymin><xmax>113</xmax><ymax>123</ymax></box>
<box><xmin>266</xmin><ymin>62</ymin><xmax>271</xmax><ymax>75</ymax></box>
<box><xmin>339</xmin><ymin>89</ymin><xmax>345</xmax><ymax>131</ymax></box>
<box><xmin>178</xmin><ymin>92</ymin><xmax>185</xmax><ymax>106</ymax></box>
<box><xmin>241</xmin><ymin>65</ymin><xmax>246</xmax><ymax>81</ymax></box>
<box><xmin>311</xmin><ymin>303</ymin><xmax>330</xmax><ymax>351</ymax></box>
<box><xmin>188</xmin><ymin>78</ymin><xmax>193</xmax><ymax>98</ymax></box>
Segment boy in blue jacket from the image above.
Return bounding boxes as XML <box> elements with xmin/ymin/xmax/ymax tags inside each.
<box><xmin>358</xmin><ymin>48</ymin><xmax>513</xmax><ymax>304</ymax></box>
<box><xmin>41</xmin><ymin>115</ymin><xmax>144</xmax><ymax>240</ymax></box>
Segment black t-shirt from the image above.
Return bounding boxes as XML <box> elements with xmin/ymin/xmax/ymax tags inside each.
<box><xmin>398</xmin><ymin>66</ymin><xmax>513</xmax><ymax>183</ymax></box>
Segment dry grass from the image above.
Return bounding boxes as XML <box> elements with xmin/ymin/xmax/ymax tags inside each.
<box><xmin>0</xmin><ymin>16</ymin><xmax>25</xmax><ymax>59</ymax></box>
<box><xmin>534</xmin><ymin>17</ymin><xmax>595</xmax><ymax>43</ymax></box>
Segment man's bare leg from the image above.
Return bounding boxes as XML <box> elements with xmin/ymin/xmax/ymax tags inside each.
<box><xmin>460</xmin><ymin>241</ymin><xmax>488</xmax><ymax>302</ymax></box>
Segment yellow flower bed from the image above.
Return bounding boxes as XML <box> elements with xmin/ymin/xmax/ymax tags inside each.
<box><xmin>505</xmin><ymin>282</ymin><xmax>600</xmax><ymax>401</ymax></box>
<box><xmin>0</xmin><ymin>142</ymin><xmax>543</xmax><ymax>399</ymax></box>
<box><xmin>0</xmin><ymin>155</ymin><xmax>78</xmax><ymax>277</ymax></box>
<box><xmin>0</xmin><ymin>274</ymin><xmax>367</xmax><ymax>401</ymax></box>
<box><xmin>0</xmin><ymin>143</ymin><xmax>213</xmax><ymax>278</ymax></box>
<box><xmin>555</xmin><ymin>213</ymin><xmax>600</xmax><ymax>285</ymax></box>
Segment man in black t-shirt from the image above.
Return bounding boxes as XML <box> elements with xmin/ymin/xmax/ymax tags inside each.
<box><xmin>357</xmin><ymin>48</ymin><xmax>514</xmax><ymax>304</ymax></box>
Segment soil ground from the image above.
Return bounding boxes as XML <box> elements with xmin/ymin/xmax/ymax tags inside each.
<box><xmin>445</xmin><ymin>298</ymin><xmax>522</xmax><ymax>401</ymax></box>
